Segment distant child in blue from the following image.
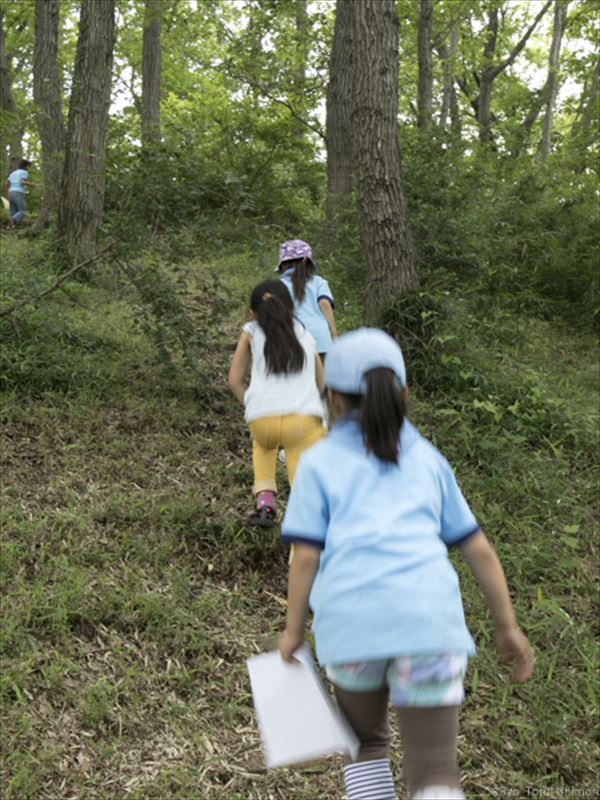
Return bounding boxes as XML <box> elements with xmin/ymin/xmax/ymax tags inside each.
<box><xmin>278</xmin><ymin>328</ymin><xmax>533</xmax><ymax>800</ymax></box>
<box><xmin>276</xmin><ymin>239</ymin><xmax>337</xmax><ymax>362</ymax></box>
<box><xmin>5</xmin><ymin>159</ymin><xmax>36</xmax><ymax>226</ymax></box>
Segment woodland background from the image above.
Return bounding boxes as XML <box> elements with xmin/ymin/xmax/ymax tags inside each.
<box><xmin>0</xmin><ymin>1</ymin><xmax>598</xmax><ymax>798</ymax></box>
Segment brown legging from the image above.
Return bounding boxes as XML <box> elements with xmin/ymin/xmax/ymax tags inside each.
<box><xmin>334</xmin><ymin>685</ymin><xmax>461</xmax><ymax>796</ymax></box>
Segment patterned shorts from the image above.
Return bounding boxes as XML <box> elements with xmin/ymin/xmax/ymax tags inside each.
<box><xmin>326</xmin><ymin>653</ymin><xmax>468</xmax><ymax>707</ymax></box>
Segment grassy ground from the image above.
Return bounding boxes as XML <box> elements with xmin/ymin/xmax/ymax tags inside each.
<box><xmin>1</xmin><ymin>234</ymin><xmax>598</xmax><ymax>799</ymax></box>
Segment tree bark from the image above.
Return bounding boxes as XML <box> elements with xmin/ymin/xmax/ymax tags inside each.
<box><xmin>0</xmin><ymin>10</ymin><xmax>23</xmax><ymax>174</ymax></box>
<box><xmin>417</xmin><ymin>0</ymin><xmax>433</xmax><ymax>130</ymax></box>
<box><xmin>58</xmin><ymin>0</ymin><xmax>115</xmax><ymax>260</ymax></box>
<box><xmin>540</xmin><ymin>0</ymin><xmax>568</xmax><ymax>160</ymax></box>
<box><xmin>351</xmin><ymin>0</ymin><xmax>418</xmax><ymax>323</ymax></box>
<box><xmin>438</xmin><ymin>22</ymin><xmax>459</xmax><ymax>134</ymax></box>
<box><xmin>141</xmin><ymin>0</ymin><xmax>163</xmax><ymax>146</ymax></box>
<box><xmin>292</xmin><ymin>0</ymin><xmax>308</xmax><ymax>141</ymax></box>
<box><xmin>325</xmin><ymin>0</ymin><xmax>353</xmax><ymax>226</ymax></box>
<box><xmin>33</xmin><ymin>0</ymin><xmax>66</xmax><ymax>223</ymax></box>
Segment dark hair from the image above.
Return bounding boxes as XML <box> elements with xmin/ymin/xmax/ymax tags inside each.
<box><xmin>279</xmin><ymin>257</ymin><xmax>315</xmax><ymax>304</ymax></box>
<box><xmin>18</xmin><ymin>159</ymin><xmax>31</xmax><ymax>170</ymax></box>
<box><xmin>339</xmin><ymin>368</ymin><xmax>406</xmax><ymax>464</ymax></box>
<box><xmin>250</xmin><ymin>279</ymin><xmax>305</xmax><ymax>375</ymax></box>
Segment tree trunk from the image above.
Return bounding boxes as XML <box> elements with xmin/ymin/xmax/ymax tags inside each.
<box><xmin>0</xmin><ymin>10</ymin><xmax>22</xmax><ymax>175</ymax></box>
<box><xmin>33</xmin><ymin>0</ymin><xmax>66</xmax><ymax>223</ymax></box>
<box><xmin>540</xmin><ymin>0</ymin><xmax>568</xmax><ymax>160</ymax></box>
<box><xmin>141</xmin><ymin>0</ymin><xmax>163</xmax><ymax>146</ymax></box>
<box><xmin>417</xmin><ymin>0</ymin><xmax>433</xmax><ymax>130</ymax></box>
<box><xmin>58</xmin><ymin>0</ymin><xmax>115</xmax><ymax>260</ymax></box>
<box><xmin>325</xmin><ymin>0</ymin><xmax>354</xmax><ymax>227</ymax></box>
<box><xmin>292</xmin><ymin>0</ymin><xmax>308</xmax><ymax>141</ymax></box>
<box><xmin>351</xmin><ymin>0</ymin><xmax>418</xmax><ymax>323</ymax></box>
<box><xmin>438</xmin><ymin>22</ymin><xmax>459</xmax><ymax>133</ymax></box>
<box><xmin>476</xmin><ymin>1</ymin><xmax>552</xmax><ymax>145</ymax></box>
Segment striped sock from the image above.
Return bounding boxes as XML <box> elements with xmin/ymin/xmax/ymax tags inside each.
<box><xmin>343</xmin><ymin>758</ymin><xmax>396</xmax><ymax>800</ymax></box>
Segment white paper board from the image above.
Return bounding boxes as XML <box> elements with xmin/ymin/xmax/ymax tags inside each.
<box><xmin>246</xmin><ymin>647</ymin><xmax>359</xmax><ymax>768</ymax></box>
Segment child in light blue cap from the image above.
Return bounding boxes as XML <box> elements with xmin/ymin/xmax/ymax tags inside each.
<box><xmin>277</xmin><ymin>328</ymin><xmax>533</xmax><ymax>800</ymax></box>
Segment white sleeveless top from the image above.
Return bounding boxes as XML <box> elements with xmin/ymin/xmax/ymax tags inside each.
<box><xmin>242</xmin><ymin>320</ymin><xmax>324</xmax><ymax>423</ymax></box>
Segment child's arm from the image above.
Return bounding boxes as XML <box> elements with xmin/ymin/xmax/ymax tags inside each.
<box><xmin>279</xmin><ymin>544</ymin><xmax>321</xmax><ymax>662</ymax></box>
<box><xmin>227</xmin><ymin>332</ymin><xmax>251</xmax><ymax>405</ymax></box>
<box><xmin>460</xmin><ymin>530</ymin><xmax>533</xmax><ymax>682</ymax></box>
<box><xmin>318</xmin><ymin>298</ymin><xmax>337</xmax><ymax>340</ymax></box>
<box><xmin>315</xmin><ymin>354</ymin><xmax>324</xmax><ymax>394</ymax></box>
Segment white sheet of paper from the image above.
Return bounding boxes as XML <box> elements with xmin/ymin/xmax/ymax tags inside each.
<box><xmin>246</xmin><ymin>647</ymin><xmax>359</xmax><ymax>768</ymax></box>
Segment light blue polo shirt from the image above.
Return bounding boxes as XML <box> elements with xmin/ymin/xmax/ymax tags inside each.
<box><xmin>281</xmin><ymin>416</ymin><xmax>479</xmax><ymax>665</ymax></box>
<box><xmin>280</xmin><ymin>268</ymin><xmax>334</xmax><ymax>354</ymax></box>
<box><xmin>7</xmin><ymin>169</ymin><xmax>28</xmax><ymax>193</ymax></box>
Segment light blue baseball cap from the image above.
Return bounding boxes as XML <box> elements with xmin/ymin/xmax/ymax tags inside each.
<box><xmin>324</xmin><ymin>328</ymin><xmax>406</xmax><ymax>394</ymax></box>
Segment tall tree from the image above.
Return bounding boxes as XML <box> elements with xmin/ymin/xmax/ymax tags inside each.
<box><xmin>0</xmin><ymin>10</ymin><xmax>22</xmax><ymax>174</ymax></box>
<box><xmin>459</xmin><ymin>0</ymin><xmax>552</xmax><ymax>145</ymax></box>
<box><xmin>292</xmin><ymin>0</ymin><xmax>308</xmax><ymax>140</ymax></box>
<box><xmin>325</xmin><ymin>0</ymin><xmax>353</xmax><ymax>226</ymax></box>
<box><xmin>417</xmin><ymin>0</ymin><xmax>434</xmax><ymax>130</ymax></box>
<box><xmin>351</xmin><ymin>0</ymin><xmax>418</xmax><ymax>322</ymax></box>
<box><xmin>141</xmin><ymin>0</ymin><xmax>163</xmax><ymax>146</ymax></box>
<box><xmin>58</xmin><ymin>0</ymin><xmax>115</xmax><ymax>260</ymax></box>
<box><xmin>437</xmin><ymin>21</ymin><xmax>460</xmax><ymax>135</ymax></box>
<box><xmin>540</xmin><ymin>0</ymin><xmax>569</xmax><ymax>160</ymax></box>
<box><xmin>33</xmin><ymin>0</ymin><xmax>66</xmax><ymax>224</ymax></box>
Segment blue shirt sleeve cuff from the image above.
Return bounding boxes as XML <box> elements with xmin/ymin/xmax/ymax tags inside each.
<box><xmin>317</xmin><ymin>295</ymin><xmax>334</xmax><ymax>308</ymax></box>
<box><xmin>449</xmin><ymin>526</ymin><xmax>481</xmax><ymax>549</ymax></box>
<box><xmin>281</xmin><ymin>533</ymin><xmax>325</xmax><ymax>550</ymax></box>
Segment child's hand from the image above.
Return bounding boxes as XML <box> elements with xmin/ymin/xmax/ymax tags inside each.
<box><xmin>494</xmin><ymin>626</ymin><xmax>534</xmax><ymax>682</ymax></box>
<box><xmin>278</xmin><ymin>629</ymin><xmax>304</xmax><ymax>663</ymax></box>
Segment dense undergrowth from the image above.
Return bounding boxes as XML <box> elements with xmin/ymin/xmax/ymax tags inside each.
<box><xmin>1</xmin><ymin>231</ymin><xmax>598</xmax><ymax>799</ymax></box>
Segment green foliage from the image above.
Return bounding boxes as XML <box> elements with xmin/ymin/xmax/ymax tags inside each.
<box><xmin>0</xmin><ymin>236</ymin><xmax>228</xmax><ymax>397</ymax></box>
<box><xmin>400</xmin><ymin>129</ymin><xmax>599</xmax><ymax>327</ymax></box>
<box><xmin>116</xmin><ymin>252</ymin><xmax>228</xmax><ymax>390</ymax></box>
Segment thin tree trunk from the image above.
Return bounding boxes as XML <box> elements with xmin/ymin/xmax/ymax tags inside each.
<box><xmin>351</xmin><ymin>0</ymin><xmax>418</xmax><ymax>323</ymax></box>
<box><xmin>540</xmin><ymin>0</ymin><xmax>568</xmax><ymax>160</ymax></box>
<box><xmin>477</xmin><ymin>1</ymin><xmax>552</xmax><ymax>145</ymax></box>
<box><xmin>33</xmin><ymin>0</ymin><xmax>66</xmax><ymax>223</ymax></box>
<box><xmin>417</xmin><ymin>0</ymin><xmax>433</xmax><ymax>130</ymax></box>
<box><xmin>438</xmin><ymin>22</ymin><xmax>458</xmax><ymax>133</ymax></box>
<box><xmin>325</xmin><ymin>0</ymin><xmax>354</xmax><ymax>227</ymax></box>
<box><xmin>0</xmin><ymin>10</ymin><xmax>22</xmax><ymax>174</ymax></box>
<box><xmin>58</xmin><ymin>0</ymin><xmax>115</xmax><ymax>260</ymax></box>
<box><xmin>141</xmin><ymin>0</ymin><xmax>163</xmax><ymax>146</ymax></box>
<box><xmin>579</xmin><ymin>56</ymin><xmax>599</xmax><ymax>141</ymax></box>
<box><xmin>292</xmin><ymin>0</ymin><xmax>308</xmax><ymax>141</ymax></box>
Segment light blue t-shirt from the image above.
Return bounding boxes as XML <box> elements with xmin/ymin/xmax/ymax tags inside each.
<box><xmin>281</xmin><ymin>416</ymin><xmax>479</xmax><ymax>665</ymax></box>
<box><xmin>7</xmin><ymin>169</ymin><xmax>28</xmax><ymax>193</ymax></box>
<box><xmin>280</xmin><ymin>268</ymin><xmax>334</xmax><ymax>354</ymax></box>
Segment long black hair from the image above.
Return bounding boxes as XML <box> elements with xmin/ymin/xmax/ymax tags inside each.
<box><xmin>250</xmin><ymin>279</ymin><xmax>305</xmax><ymax>375</ymax></box>
<box><xmin>339</xmin><ymin>368</ymin><xmax>406</xmax><ymax>464</ymax></box>
<box><xmin>279</xmin><ymin>257</ymin><xmax>316</xmax><ymax>304</ymax></box>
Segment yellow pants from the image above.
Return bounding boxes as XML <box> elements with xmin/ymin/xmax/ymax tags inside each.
<box><xmin>249</xmin><ymin>414</ymin><xmax>325</xmax><ymax>494</ymax></box>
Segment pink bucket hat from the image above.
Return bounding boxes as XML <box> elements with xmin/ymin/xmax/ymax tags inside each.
<box><xmin>276</xmin><ymin>239</ymin><xmax>315</xmax><ymax>271</ymax></box>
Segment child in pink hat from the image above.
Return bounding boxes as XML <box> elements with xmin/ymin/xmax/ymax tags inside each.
<box><xmin>276</xmin><ymin>239</ymin><xmax>337</xmax><ymax>362</ymax></box>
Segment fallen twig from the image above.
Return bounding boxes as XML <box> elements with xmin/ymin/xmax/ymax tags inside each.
<box><xmin>0</xmin><ymin>240</ymin><xmax>117</xmax><ymax>318</ymax></box>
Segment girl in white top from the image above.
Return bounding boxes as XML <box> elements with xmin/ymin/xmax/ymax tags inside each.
<box><xmin>228</xmin><ymin>279</ymin><xmax>326</xmax><ymax>526</ymax></box>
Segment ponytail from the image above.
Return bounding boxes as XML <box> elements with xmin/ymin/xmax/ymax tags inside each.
<box><xmin>250</xmin><ymin>280</ymin><xmax>306</xmax><ymax>375</ymax></box>
<box><xmin>280</xmin><ymin>257</ymin><xmax>315</xmax><ymax>304</ymax></box>
<box><xmin>340</xmin><ymin>368</ymin><xmax>406</xmax><ymax>463</ymax></box>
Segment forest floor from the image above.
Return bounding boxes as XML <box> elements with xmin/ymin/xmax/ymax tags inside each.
<box><xmin>1</xmin><ymin>233</ymin><xmax>598</xmax><ymax>800</ymax></box>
